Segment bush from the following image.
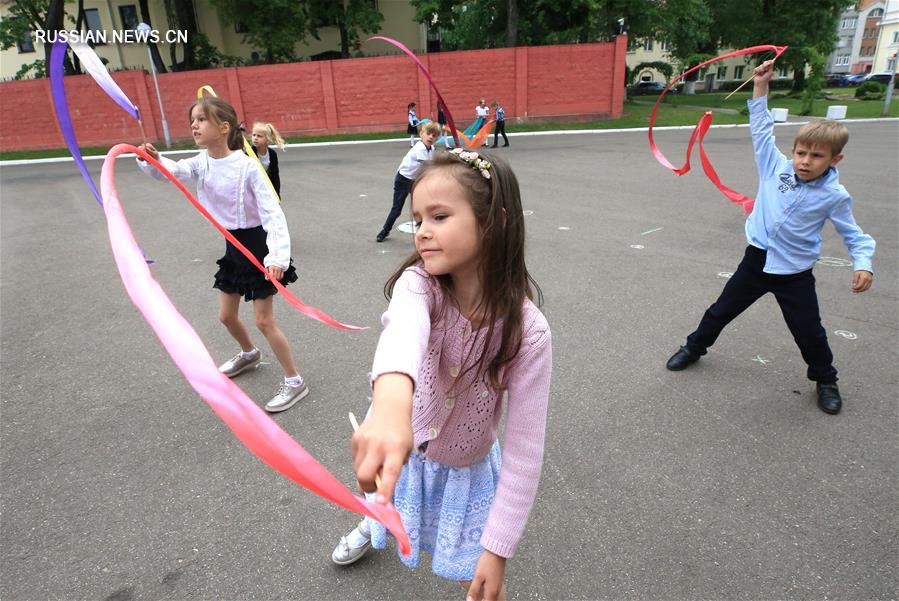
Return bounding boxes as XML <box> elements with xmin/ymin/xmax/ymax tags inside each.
<box><xmin>855</xmin><ymin>81</ymin><xmax>885</xmax><ymax>99</ymax></box>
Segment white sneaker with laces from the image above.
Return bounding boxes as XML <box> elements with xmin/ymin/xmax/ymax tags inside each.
<box><xmin>264</xmin><ymin>381</ymin><xmax>309</xmax><ymax>413</ymax></box>
<box><xmin>331</xmin><ymin>519</ymin><xmax>372</xmax><ymax>565</ymax></box>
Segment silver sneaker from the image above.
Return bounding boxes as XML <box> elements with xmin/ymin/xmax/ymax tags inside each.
<box><xmin>331</xmin><ymin>521</ymin><xmax>372</xmax><ymax>565</ymax></box>
<box><xmin>218</xmin><ymin>350</ymin><xmax>261</xmax><ymax>378</ymax></box>
<box><xmin>264</xmin><ymin>381</ymin><xmax>309</xmax><ymax>413</ymax></box>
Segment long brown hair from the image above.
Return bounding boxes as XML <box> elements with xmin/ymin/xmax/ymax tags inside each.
<box><xmin>385</xmin><ymin>151</ymin><xmax>542</xmax><ymax>390</ymax></box>
<box><xmin>187</xmin><ymin>97</ymin><xmax>244</xmax><ymax>151</ymax></box>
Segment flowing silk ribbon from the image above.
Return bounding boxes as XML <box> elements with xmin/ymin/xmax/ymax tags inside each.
<box><xmin>366</xmin><ymin>36</ymin><xmax>463</xmax><ymax>148</ymax></box>
<box><xmin>100</xmin><ymin>143</ymin><xmax>410</xmax><ymax>556</ymax></box>
<box><xmin>196</xmin><ymin>85</ymin><xmax>281</xmax><ymax>203</ymax></box>
<box><xmin>46</xmin><ymin>41</ymin><xmax>409</xmax><ymax>550</ymax></box>
<box><xmin>648</xmin><ymin>45</ymin><xmax>788</xmax><ymax>214</ymax></box>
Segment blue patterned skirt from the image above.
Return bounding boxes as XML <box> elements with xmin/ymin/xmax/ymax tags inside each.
<box><xmin>367</xmin><ymin>441</ymin><xmax>501</xmax><ymax>581</ymax></box>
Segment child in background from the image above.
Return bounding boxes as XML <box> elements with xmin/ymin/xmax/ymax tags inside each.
<box><xmin>407</xmin><ymin>102</ymin><xmax>419</xmax><ymax>147</ymax></box>
<box><xmin>665</xmin><ymin>60</ymin><xmax>875</xmax><ymax>415</ymax></box>
<box><xmin>376</xmin><ymin>121</ymin><xmax>441</xmax><ymax>243</ymax></box>
<box><xmin>250</xmin><ymin>122</ymin><xmax>285</xmax><ymax>198</ymax></box>
<box><xmin>491</xmin><ymin>101</ymin><xmax>508</xmax><ymax>148</ymax></box>
<box><xmin>335</xmin><ymin>150</ymin><xmax>552</xmax><ymax>601</ymax></box>
<box><xmin>137</xmin><ymin>97</ymin><xmax>309</xmax><ymax>414</ymax></box>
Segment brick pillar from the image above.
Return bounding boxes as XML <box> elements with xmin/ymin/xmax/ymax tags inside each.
<box><xmin>135</xmin><ymin>71</ymin><xmax>160</xmax><ymax>140</ymax></box>
<box><xmin>416</xmin><ymin>55</ymin><xmax>433</xmax><ymax>116</ymax></box>
<box><xmin>610</xmin><ymin>35</ymin><xmax>628</xmax><ymax>117</ymax></box>
<box><xmin>515</xmin><ymin>47</ymin><xmax>528</xmax><ymax>120</ymax></box>
<box><xmin>320</xmin><ymin>61</ymin><xmax>339</xmax><ymax>130</ymax></box>
<box><xmin>225</xmin><ymin>68</ymin><xmax>246</xmax><ymax>123</ymax></box>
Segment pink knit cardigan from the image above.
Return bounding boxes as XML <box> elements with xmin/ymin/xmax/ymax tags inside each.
<box><xmin>371</xmin><ymin>266</ymin><xmax>552</xmax><ymax>558</ymax></box>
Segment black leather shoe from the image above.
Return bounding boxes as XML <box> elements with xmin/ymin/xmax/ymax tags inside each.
<box><xmin>666</xmin><ymin>346</ymin><xmax>700</xmax><ymax>371</ymax></box>
<box><xmin>503</xmin><ymin>143</ymin><xmax>509</xmax><ymax>147</ymax></box>
<box><xmin>375</xmin><ymin>231</ymin><xmax>388</xmax><ymax>243</ymax></box>
<box><xmin>816</xmin><ymin>383</ymin><xmax>842</xmax><ymax>415</ymax></box>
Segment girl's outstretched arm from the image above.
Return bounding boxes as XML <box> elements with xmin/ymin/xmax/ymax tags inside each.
<box><xmin>352</xmin><ymin>373</ymin><xmax>414</xmax><ymax>503</ymax></box>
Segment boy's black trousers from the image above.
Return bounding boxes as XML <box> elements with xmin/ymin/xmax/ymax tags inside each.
<box><xmin>686</xmin><ymin>245</ymin><xmax>838</xmax><ymax>383</ymax></box>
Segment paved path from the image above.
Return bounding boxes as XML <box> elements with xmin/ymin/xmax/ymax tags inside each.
<box><xmin>1</xmin><ymin>123</ymin><xmax>896</xmax><ymax>600</ymax></box>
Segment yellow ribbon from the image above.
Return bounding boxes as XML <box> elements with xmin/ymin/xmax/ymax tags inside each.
<box><xmin>197</xmin><ymin>85</ymin><xmax>281</xmax><ymax>203</ymax></box>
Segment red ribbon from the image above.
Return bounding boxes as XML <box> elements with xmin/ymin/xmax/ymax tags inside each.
<box><xmin>367</xmin><ymin>36</ymin><xmax>462</xmax><ymax>148</ymax></box>
<box><xmin>648</xmin><ymin>45</ymin><xmax>788</xmax><ymax>214</ymax></box>
<box><xmin>101</xmin><ymin>143</ymin><xmax>410</xmax><ymax>556</ymax></box>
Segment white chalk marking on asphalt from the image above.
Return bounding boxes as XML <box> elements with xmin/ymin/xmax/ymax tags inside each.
<box><xmin>752</xmin><ymin>355</ymin><xmax>770</xmax><ymax>365</ymax></box>
<box><xmin>641</xmin><ymin>227</ymin><xmax>664</xmax><ymax>236</ymax></box>
<box><xmin>358</xmin><ymin>194</ymin><xmax>367</xmax><ymax>198</ymax></box>
<box><xmin>834</xmin><ymin>330</ymin><xmax>857</xmax><ymax>340</ymax></box>
<box><xmin>630</xmin><ymin>244</ymin><xmax>644</xmax><ymax>249</ymax></box>
<box><xmin>558</xmin><ymin>226</ymin><xmax>571</xmax><ymax>231</ymax></box>
<box><xmin>397</xmin><ymin>221</ymin><xmax>416</xmax><ymax>234</ymax></box>
<box><xmin>816</xmin><ymin>256</ymin><xmax>852</xmax><ymax>267</ymax></box>
<box><xmin>523</xmin><ymin>210</ymin><xmax>534</xmax><ymax>216</ymax></box>
<box><xmin>717</xmin><ymin>272</ymin><xmax>733</xmax><ymax>278</ymax></box>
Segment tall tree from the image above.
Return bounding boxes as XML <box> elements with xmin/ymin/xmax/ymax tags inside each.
<box><xmin>0</xmin><ymin>0</ymin><xmax>78</xmax><ymax>78</ymax></box>
<box><xmin>138</xmin><ymin>0</ymin><xmax>167</xmax><ymax>73</ymax></box>
<box><xmin>163</xmin><ymin>0</ymin><xmax>202</xmax><ymax>69</ymax></box>
<box><xmin>308</xmin><ymin>0</ymin><xmax>384</xmax><ymax>59</ymax></box>
<box><xmin>410</xmin><ymin>0</ymin><xmax>655</xmax><ymax>50</ymax></box>
<box><xmin>211</xmin><ymin>0</ymin><xmax>310</xmax><ymax>63</ymax></box>
<box><xmin>710</xmin><ymin>0</ymin><xmax>851</xmax><ymax>92</ymax></box>
<box><xmin>653</xmin><ymin>0</ymin><xmax>713</xmax><ymax>94</ymax></box>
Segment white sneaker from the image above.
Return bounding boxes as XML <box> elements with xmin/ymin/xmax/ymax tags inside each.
<box><xmin>331</xmin><ymin>519</ymin><xmax>372</xmax><ymax>565</ymax></box>
<box><xmin>264</xmin><ymin>381</ymin><xmax>309</xmax><ymax>413</ymax></box>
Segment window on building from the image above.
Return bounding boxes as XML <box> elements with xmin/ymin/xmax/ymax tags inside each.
<box><xmin>841</xmin><ymin>18</ymin><xmax>856</xmax><ymax>29</ymax></box>
<box><xmin>660</xmin><ymin>41</ymin><xmax>669</xmax><ymax>51</ymax></box>
<box><xmin>778</xmin><ymin>65</ymin><xmax>789</xmax><ymax>77</ymax></box>
<box><xmin>869</xmin><ymin>8</ymin><xmax>883</xmax><ymax>17</ymax></box>
<box><xmin>644</xmin><ymin>39</ymin><xmax>653</xmax><ymax>51</ymax></box>
<box><xmin>16</xmin><ymin>30</ymin><xmax>35</xmax><ymax>53</ymax></box>
<box><xmin>734</xmin><ymin>65</ymin><xmax>745</xmax><ymax>80</ymax></box>
<box><xmin>118</xmin><ymin>5</ymin><xmax>139</xmax><ymax>30</ymax></box>
<box><xmin>836</xmin><ymin>54</ymin><xmax>850</xmax><ymax>66</ymax></box>
<box><xmin>887</xmin><ymin>58</ymin><xmax>896</xmax><ymax>72</ymax></box>
<box><xmin>893</xmin><ymin>31</ymin><xmax>899</xmax><ymax>43</ymax></box>
<box><xmin>84</xmin><ymin>8</ymin><xmax>106</xmax><ymax>45</ymax></box>
<box><xmin>717</xmin><ymin>65</ymin><xmax>727</xmax><ymax>79</ymax></box>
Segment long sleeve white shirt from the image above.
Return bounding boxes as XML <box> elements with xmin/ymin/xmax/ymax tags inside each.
<box><xmin>137</xmin><ymin>150</ymin><xmax>291</xmax><ymax>268</ymax></box>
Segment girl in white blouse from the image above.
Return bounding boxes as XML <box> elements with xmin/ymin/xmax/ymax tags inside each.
<box><xmin>137</xmin><ymin>97</ymin><xmax>308</xmax><ymax>414</ymax></box>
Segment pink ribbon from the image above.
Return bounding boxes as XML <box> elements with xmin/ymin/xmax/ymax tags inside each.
<box><xmin>367</xmin><ymin>36</ymin><xmax>462</xmax><ymax>148</ymax></box>
<box><xmin>101</xmin><ymin>143</ymin><xmax>411</xmax><ymax>556</ymax></box>
<box><xmin>648</xmin><ymin>45</ymin><xmax>788</xmax><ymax>214</ymax></box>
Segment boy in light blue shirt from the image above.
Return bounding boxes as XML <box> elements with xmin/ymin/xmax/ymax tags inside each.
<box><xmin>666</xmin><ymin>60</ymin><xmax>875</xmax><ymax>415</ymax></box>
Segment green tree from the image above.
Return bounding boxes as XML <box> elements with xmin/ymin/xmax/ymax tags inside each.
<box><xmin>652</xmin><ymin>0</ymin><xmax>713</xmax><ymax>94</ymax></box>
<box><xmin>710</xmin><ymin>0</ymin><xmax>851</xmax><ymax>92</ymax></box>
<box><xmin>163</xmin><ymin>0</ymin><xmax>204</xmax><ymax>69</ymax></box>
<box><xmin>211</xmin><ymin>0</ymin><xmax>309</xmax><ymax>63</ymax></box>
<box><xmin>410</xmin><ymin>0</ymin><xmax>654</xmax><ymax>51</ymax></box>
<box><xmin>308</xmin><ymin>0</ymin><xmax>384</xmax><ymax>59</ymax></box>
<box><xmin>0</xmin><ymin>0</ymin><xmax>76</xmax><ymax>78</ymax></box>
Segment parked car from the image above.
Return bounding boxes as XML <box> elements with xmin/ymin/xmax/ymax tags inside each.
<box><xmin>845</xmin><ymin>73</ymin><xmax>868</xmax><ymax>86</ymax></box>
<box><xmin>825</xmin><ymin>73</ymin><xmax>850</xmax><ymax>87</ymax></box>
<box><xmin>864</xmin><ymin>72</ymin><xmax>898</xmax><ymax>87</ymax></box>
<box><xmin>629</xmin><ymin>81</ymin><xmax>675</xmax><ymax>95</ymax></box>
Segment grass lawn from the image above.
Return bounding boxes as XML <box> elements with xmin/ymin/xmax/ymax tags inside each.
<box><xmin>1</xmin><ymin>91</ymin><xmax>894</xmax><ymax>161</ymax></box>
<box><xmin>663</xmin><ymin>88</ymin><xmax>899</xmax><ymax>119</ymax></box>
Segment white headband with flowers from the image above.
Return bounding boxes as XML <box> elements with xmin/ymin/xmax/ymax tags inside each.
<box><xmin>449</xmin><ymin>148</ymin><xmax>492</xmax><ymax>180</ymax></box>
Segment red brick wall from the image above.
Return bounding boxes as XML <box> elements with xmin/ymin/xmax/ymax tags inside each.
<box><xmin>0</xmin><ymin>39</ymin><xmax>626</xmax><ymax>152</ymax></box>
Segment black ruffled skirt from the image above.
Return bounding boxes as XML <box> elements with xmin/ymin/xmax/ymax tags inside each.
<box><xmin>213</xmin><ymin>226</ymin><xmax>297</xmax><ymax>302</ymax></box>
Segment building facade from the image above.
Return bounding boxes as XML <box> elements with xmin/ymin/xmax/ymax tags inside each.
<box><xmin>1</xmin><ymin>0</ymin><xmax>422</xmax><ymax>80</ymax></box>
<box><xmin>872</xmin><ymin>0</ymin><xmax>899</xmax><ymax>73</ymax></box>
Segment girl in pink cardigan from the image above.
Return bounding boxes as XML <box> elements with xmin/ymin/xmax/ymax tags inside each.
<box><xmin>332</xmin><ymin>150</ymin><xmax>552</xmax><ymax>600</ymax></box>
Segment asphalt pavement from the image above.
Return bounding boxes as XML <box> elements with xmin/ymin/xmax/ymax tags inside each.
<box><xmin>1</xmin><ymin>121</ymin><xmax>897</xmax><ymax>600</ymax></box>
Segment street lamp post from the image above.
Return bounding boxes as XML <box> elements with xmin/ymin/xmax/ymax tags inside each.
<box><xmin>883</xmin><ymin>53</ymin><xmax>896</xmax><ymax>117</ymax></box>
<box><xmin>137</xmin><ymin>22</ymin><xmax>171</xmax><ymax>148</ymax></box>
